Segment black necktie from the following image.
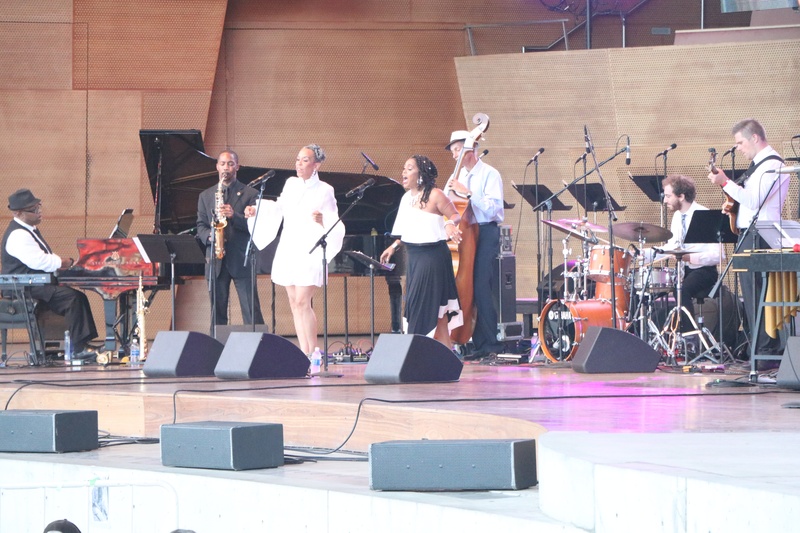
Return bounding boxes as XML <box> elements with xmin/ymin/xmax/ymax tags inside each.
<box><xmin>33</xmin><ymin>228</ymin><xmax>52</xmax><ymax>253</ymax></box>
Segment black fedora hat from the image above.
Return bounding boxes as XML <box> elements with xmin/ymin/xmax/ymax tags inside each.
<box><xmin>8</xmin><ymin>188</ymin><xmax>41</xmax><ymax>211</ymax></box>
<box><xmin>43</xmin><ymin>519</ymin><xmax>82</xmax><ymax>533</ymax></box>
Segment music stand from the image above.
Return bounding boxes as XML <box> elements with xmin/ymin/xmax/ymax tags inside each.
<box><xmin>513</xmin><ymin>184</ymin><xmax>572</xmax><ymax>213</ymax></box>
<box><xmin>565</xmin><ymin>183</ymin><xmax>625</xmax><ymax>215</ymax></box>
<box><xmin>514</xmin><ymin>183</ymin><xmax>572</xmax><ymax>308</ymax></box>
<box><xmin>682</xmin><ymin>210</ymin><xmax>739</xmax><ymax>363</ymax></box>
<box><xmin>631</xmin><ymin>175</ymin><xmax>665</xmax><ymax>228</ymax></box>
<box><xmin>345</xmin><ymin>250</ymin><xmax>395</xmax><ymax>352</ymax></box>
<box><xmin>134</xmin><ymin>234</ymin><xmax>205</xmax><ymax>329</ymax></box>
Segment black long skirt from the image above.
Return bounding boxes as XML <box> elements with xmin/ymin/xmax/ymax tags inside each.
<box><xmin>403</xmin><ymin>240</ymin><xmax>462</xmax><ymax>337</ymax></box>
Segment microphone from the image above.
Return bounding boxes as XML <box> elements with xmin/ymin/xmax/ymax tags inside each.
<box><xmin>584</xmin><ymin>125</ymin><xmax>591</xmax><ymax>154</ymax></box>
<box><xmin>764</xmin><ymin>165</ymin><xmax>800</xmax><ymax>174</ymax></box>
<box><xmin>345</xmin><ymin>177</ymin><xmax>376</xmax><ymax>198</ymax></box>
<box><xmin>360</xmin><ymin>151</ymin><xmax>379</xmax><ymax>171</ymax></box>
<box><xmin>248</xmin><ymin>169</ymin><xmax>275</xmax><ymax>187</ymax></box>
<box><xmin>792</xmin><ymin>134</ymin><xmax>800</xmax><ymax>140</ymax></box>
<box><xmin>625</xmin><ymin>136</ymin><xmax>631</xmax><ymax>165</ymax></box>
<box><xmin>574</xmin><ymin>152</ymin><xmax>587</xmax><ymax>165</ymax></box>
<box><xmin>722</xmin><ymin>146</ymin><xmax>736</xmax><ymax>157</ymax></box>
<box><xmin>656</xmin><ymin>143</ymin><xmax>677</xmax><ymax>157</ymax></box>
<box><xmin>479</xmin><ymin>149</ymin><xmax>489</xmax><ymax>159</ymax></box>
<box><xmin>526</xmin><ymin>147</ymin><xmax>545</xmax><ymax>166</ymax></box>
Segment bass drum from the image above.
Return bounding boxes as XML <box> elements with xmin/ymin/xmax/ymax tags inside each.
<box><xmin>538</xmin><ymin>299</ymin><xmax>627</xmax><ymax>362</ymax></box>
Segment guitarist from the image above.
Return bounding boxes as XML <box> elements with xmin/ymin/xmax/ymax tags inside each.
<box><xmin>707</xmin><ymin>119</ymin><xmax>790</xmax><ymax>359</ymax></box>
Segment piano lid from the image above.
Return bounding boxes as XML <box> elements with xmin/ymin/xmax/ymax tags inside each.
<box><xmin>140</xmin><ymin>129</ymin><xmax>404</xmax><ymax>236</ymax></box>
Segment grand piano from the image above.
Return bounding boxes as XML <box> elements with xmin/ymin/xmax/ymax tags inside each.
<box><xmin>139</xmin><ymin>129</ymin><xmax>406</xmax><ymax>325</ymax></box>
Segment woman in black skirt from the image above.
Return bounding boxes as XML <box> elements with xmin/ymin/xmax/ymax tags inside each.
<box><xmin>380</xmin><ymin>155</ymin><xmax>462</xmax><ymax>348</ymax></box>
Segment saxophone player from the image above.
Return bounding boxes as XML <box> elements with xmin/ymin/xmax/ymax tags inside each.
<box><xmin>197</xmin><ymin>150</ymin><xmax>264</xmax><ymax>326</ymax></box>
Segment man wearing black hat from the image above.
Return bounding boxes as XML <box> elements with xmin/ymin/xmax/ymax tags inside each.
<box><xmin>2</xmin><ymin>188</ymin><xmax>97</xmax><ymax>358</ymax></box>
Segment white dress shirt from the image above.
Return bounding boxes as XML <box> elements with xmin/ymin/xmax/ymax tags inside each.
<box><xmin>722</xmin><ymin>146</ymin><xmax>790</xmax><ymax>228</ymax></box>
<box><xmin>4</xmin><ymin>217</ymin><xmax>62</xmax><ymax>273</ymax></box>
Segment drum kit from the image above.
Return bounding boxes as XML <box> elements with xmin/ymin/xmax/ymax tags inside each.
<box><xmin>536</xmin><ymin>218</ymin><xmax>725</xmax><ymax>365</ymax></box>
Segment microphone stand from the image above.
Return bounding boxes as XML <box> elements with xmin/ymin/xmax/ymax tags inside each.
<box><xmin>532</xmin><ymin>157</ymin><xmax>546</xmax><ymax>312</ymax></box>
<box><xmin>243</xmin><ymin>179</ymin><xmax>269</xmax><ymax>330</ymax></box>
<box><xmin>309</xmin><ymin>191</ymin><xmax>364</xmax><ymax>377</ymax></box>
<box><xmin>208</xmin><ymin>209</ymin><xmax>218</xmax><ymax>339</ymax></box>
<box><xmin>656</xmin><ymin>152</ymin><xmax>668</xmax><ymax>228</ymax></box>
<box><xmin>584</xmin><ymin>127</ymin><xmax>619</xmax><ymax>328</ymax></box>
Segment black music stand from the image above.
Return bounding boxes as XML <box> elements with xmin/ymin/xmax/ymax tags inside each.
<box><xmin>514</xmin><ymin>183</ymin><xmax>572</xmax><ymax>308</ymax></box>
<box><xmin>566</xmin><ymin>183</ymin><xmax>625</xmax><ymax>215</ymax></box>
<box><xmin>631</xmin><ymin>174</ymin><xmax>665</xmax><ymax>228</ymax></box>
<box><xmin>344</xmin><ymin>250</ymin><xmax>395</xmax><ymax>352</ymax></box>
<box><xmin>513</xmin><ymin>184</ymin><xmax>572</xmax><ymax>213</ymax></box>
<box><xmin>683</xmin><ymin>210</ymin><xmax>738</xmax><ymax>361</ymax></box>
<box><xmin>134</xmin><ymin>234</ymin><xmax>205</xmax><ymax>330</ymax></box>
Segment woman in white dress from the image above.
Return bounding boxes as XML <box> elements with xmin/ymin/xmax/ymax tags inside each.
<box><xmin>246</xmin><ymin>144</ymin><xmax>344</xmax><ymax>355</ymax></box>
<box><xmin>380</xmin><ymin>155</ymin><xmax>463</xmax><ymax>348</ymax></box>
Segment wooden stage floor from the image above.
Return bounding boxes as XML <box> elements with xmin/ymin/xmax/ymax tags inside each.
<box><xmin>1</xmin><ymin>339</ymin><xmax>798</xmax><ymax>451</ymax></box>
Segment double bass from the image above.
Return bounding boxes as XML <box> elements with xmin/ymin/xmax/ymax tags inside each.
<box><xmin>446</xmin><ymin>113</ymin><xmax>490</xmax><ymax>345</ymax></box>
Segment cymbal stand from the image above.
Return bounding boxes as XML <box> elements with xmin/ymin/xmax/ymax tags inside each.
<box><xmin>629</xmin><ymin>252</ymin><xmax>670</xmax><ymax>353</ymax></box>
<box><xmin>561</xmin><ymin>236</ymin><xmax>576</xmax><ymax>300</ymax></box>
<box><xmin>659</xmin><ymin>251</ymin><xmax>704</xmax><ymax>365</ymax></box>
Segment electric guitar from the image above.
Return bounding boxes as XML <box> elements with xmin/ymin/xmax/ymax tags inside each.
<box><xmin>709</xmin><ymin>148</ymin><xmax>739</xmax><ymax>235</ymax></box>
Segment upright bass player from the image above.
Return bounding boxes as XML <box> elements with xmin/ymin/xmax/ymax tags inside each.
<box><xmin>444</xmin><ymin>128</ymin><xmax>505</xmax><ymax>360</ymax></box>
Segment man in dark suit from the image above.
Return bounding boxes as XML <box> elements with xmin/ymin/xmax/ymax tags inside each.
<box><xmin>196</xmin><ymin>150</ymin><xmax>264</xmax><ymax>326</ymax></box>
<box><xmin>2</xmin><ymin>188</ymin><xmax>98</xmax><ymax>357</ymax></box>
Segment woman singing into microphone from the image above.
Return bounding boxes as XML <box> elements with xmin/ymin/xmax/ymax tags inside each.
<box><xmin>380</xmin><ymin>155</ymin><xmax>462</xmax><ymax>349</ymax></box>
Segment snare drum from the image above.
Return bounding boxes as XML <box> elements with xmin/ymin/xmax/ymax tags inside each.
<box><xmin>588</xmin><ymin>245</ymin><xmax>631</xmax><ymax>282</ymax></box>
<box><xmin>538</xmin><ymin>299</ymin><xmax>627</xmax><ymax>362</ymax></box>
<box><xmin>632</xmin><ymin>266</ymin><xmax>675</xmax><ymax>293</ymax></box>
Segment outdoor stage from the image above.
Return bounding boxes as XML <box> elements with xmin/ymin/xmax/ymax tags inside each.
<box><xmin>1</xmin><ymin>341</ymin><xmax>800</xmax><ymax>532</ymax></box>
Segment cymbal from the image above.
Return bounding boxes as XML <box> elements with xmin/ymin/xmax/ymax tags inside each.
<box><xmin>614</xmin><ymin>222</ymin><xmax>672</xmax><ymax>243</ymax></box>
<box><xmin>653</xmin><ymin>246</ymin><xmax>692</xmax><ymax>257</ymax></box>
<box><xmin>556</xmin><ymin>218</ymin><xmax>608</xmax><ymax>232</ymax></box>
<box><xmin>542</xmin><ymin>219</ymin><xmax>596</xmax><ymax>243</ymax></box>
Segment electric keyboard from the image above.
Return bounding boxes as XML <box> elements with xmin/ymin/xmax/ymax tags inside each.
<box><xmin>0</xmin><ymin>273</ymin><xmax>55</xmax><ymax>287</ymax></box>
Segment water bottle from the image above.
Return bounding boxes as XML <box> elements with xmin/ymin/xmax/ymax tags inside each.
<box><xmin>310</xmin><ymin>347</ymin><xmax>322</xmax><ymax>374</ymax></box>
<box><xmin>530</xmin><ymin>332</ymin><xmax>540</xmax><ymax>358</ymax></box>
<box><xmin>63</xmin><ymin>330</ymin><xmax>72</xmax><ymax>363</ymax></box>
<box><xmin>130</xmin><ymin>337</ymin><xmax>141</xmax><ymax>367</ymax></box>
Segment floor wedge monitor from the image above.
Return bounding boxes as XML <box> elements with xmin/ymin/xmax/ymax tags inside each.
<box><xmin>215</xmin><ymin>332</ymin><xmax>309</xmax><ymax>379</ymax></box>
<box><xmin>571</xmin><ymin>326</ymin><xmax>660</xmax><ymax>373</ymax></box>
<box><xmin>364</xmin><ymin>333</ymin><xmax>462</xmax><ymax>384</ymax></box>
<box><xmin>143</xmin><ymin>331</ymin><xmax>224</xmax><ymax>377</ymax></box>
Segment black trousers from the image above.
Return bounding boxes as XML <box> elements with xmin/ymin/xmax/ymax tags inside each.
<box><xmin>213</xmin><ymin>268</ymin><xmax>264</xmax><ymax>326</ymax></box>
<box><xmin>679</xmin><ymin>265</ymin><xmax>718</xmax><ymax>327</ymax></box>
<box><xmin>738</xmin><ymin>232</ymin><xmax>785</xmax><ymax>355</ymax></box>
<box><xmin>30</xmin><ymin>285</ymin><xmax>97</xmax><ymax>352</ymax></box>
<box><xmin>472</xmin><ymin>222</ymin><xmax>502</xmax><ymax>353</ymax></box>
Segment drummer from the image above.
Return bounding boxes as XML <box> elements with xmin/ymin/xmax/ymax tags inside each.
<box><xmin>640</xmin><ymin>175</ymin><xmax>721</xmax><ymax>327</ymax></box>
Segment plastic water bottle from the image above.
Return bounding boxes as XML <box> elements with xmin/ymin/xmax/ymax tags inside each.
<box><xmin>130</xmin><ymin>337</ymin><xmax>141</xmax><ymax>367</ymax></box>
<box><xmin>310</xmin><ymin>347</ymin><xmax>322</xmax><ymax>374</ymax></box>
<box><xmin>63</xmin><ymin>330</ymin><xmax>72</xmax><ymax>363</ymax></box>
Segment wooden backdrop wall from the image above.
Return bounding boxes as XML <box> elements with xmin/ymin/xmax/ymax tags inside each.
<box><xmin>0</xmin><ymin>0</ymin><xmax>792</xmax><ymax>346</ymax></box>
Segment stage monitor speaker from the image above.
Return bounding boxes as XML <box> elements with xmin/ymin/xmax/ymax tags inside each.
<box><xmin>161</xmin><ymin>421</ymin><xmax>284</xmax><ymax>470</ymax></box>
<box><xmin>0</xmin><ymin>410</ymin><xmax>98</xmax><ymax>452</ymax></box>
<box><xmin>571</xmin><ymin>326</ymin><xmax>660</xmax><ymax>373</ymax></box>
<box><xmin>215</xmin><ymin>332</ymin><xmax>309</xmax><ymax>379</ymax></box>
<box><xmin>776</xmin><ymin>337</ymin><xmax>800</xmax><ymax>389</ymax></box>
<box><xmin>214</xmin><ymin>324</ymin><xmax>271</xmax><ymax>344</ymax></box>
<box><xmin>364</xmin><ymin>334</ymin><xmax>462</xmax><ymax>384</ymax></box>
<box><xmin>143</xmin><ymin>331</ymin><xmax>223</xmax><ymax>377</ymax></box>
<box><xmin>370</xmin><ymin>438</ymin><xmax>537</xmax><ymax>491</ymax></box>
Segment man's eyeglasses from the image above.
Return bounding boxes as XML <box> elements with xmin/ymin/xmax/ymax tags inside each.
<box><xmin>21</xmin><ymin>205</ymin><xmax>42</xmax><ymax>214</ymax></box>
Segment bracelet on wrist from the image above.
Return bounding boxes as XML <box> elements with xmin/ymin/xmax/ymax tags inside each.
<box><xmin>444</xmin><ymin>220</ymin><xmax>456</xmax><ymax>227</ymax></box>
<box><xmin>391</xmin><ymin>241</ymin><xmax>399</xmax><ymax>250</ymax></box>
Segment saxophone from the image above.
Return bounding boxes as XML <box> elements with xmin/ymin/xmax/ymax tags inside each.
<box><xmin>134</xmin><ymin>273</ymin><xmax>149</xmax><ymax>359</ymax></box>
<box><xmin>213</xmin><ymin>180</ymin><xmax>227</xmax><ymax>259</ymax></box>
